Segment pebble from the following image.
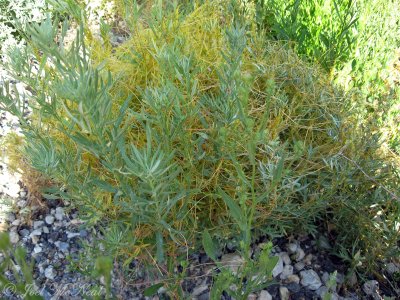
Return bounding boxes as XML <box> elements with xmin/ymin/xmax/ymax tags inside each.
<box><xmin>11</xmin><ymin>219</ymin><xmax>21</xmax><ymax>226</ymax></box>
<box><xmin>33</xmin><ymin>245</ymin><xmax>43</xmax><ymax>254</ymax></box>
<box><xmin>33</xmin><ymin>221</ymin><xmax>44</xmax><ymax>229</ymax></box>
<box><xmin>55</xmin><ymin>213</ymin><xmax>63</xmax><ymax>221</ymax></box>
<box><xmin>67</xmin><ymin>232</ymin><xmax>80</xmax><ymax>239</ymax></box>
<box><xmin>9</xmin><ymin>231</ymin><xmax>20</xmax><ymax>244</ymax></box>
<box><xmin>362</xmin><ymin>280</ymin><xmax>379</xmax><ymax>296</ymax></box>
<box><xmin>285</xmin><ymin>274</ymin><xmax>300</xmax><ymax>284</ymax></box>
<box><xmin>295</xmin><ymin>247</ymin><xmax>305</xmax><ymax>261</ymax></box>
<box><xmin>55</xmin><ymin>241</ymin><xmax>69</xmax><ymax>252</ymax></box>
<box><xmin>6</xmin><ymin>213</ymin><xmax>16</xmax><ymax>222</ymax></box>
<box><xmin>287</xmin><ymin>243</ymin><xmax>298</xmax><ymax>254</ymax></box>
<box><xmin>272</xmin><ymin>255</ymin><xmax>284</xmax><ymax>277</ymax></box>
<box><xmin>386</xmin><ymin>262</ymin><xmax>399</xmax><ymax>275</ymax></box>
<box><xmin>31</xmin><ymin>235</ymin><xmax>40</xmax><ymax>244</ymax></box>
<box><xmin>220</xmin><ymin>253</ymin><xmax>244</xmax><ymax>274</ymax></box>
<box><xmin>17</xmin><ymin>200</ymin><xmax>27</xmax><ymax>208</ymax></box>
<box><xmin>300</xmin><ymin>269</ymin><xmax>322</xmax><ymax>290</ymax></box>
<box><xmin>279</xmin><ymin>286</ymin><xmax>290</xmax><ymax>300</ymax></box>
<box><xmin>19</xmin><ymin>229</ymin><xmax>30</xmax><ymax>237</ymax></box>
<box><xmin>45</xmin><ymin>215</ymin><xmax>55</xmax><ymax>225</ymax></box>
<box><xmin>303</xmin><ymin>254</ymin><xmax>313</xmax><ymax>265</ymax></box>
<box><xmin>280</xmin><ymin>265</ymin><xmax>294</xmax><ymax>280</ymax></box>
<box><xmin>30</xmin><ymin>229</ymin><xmax>42</xmax><ymax>236</ymax></box>
<box><xmin>44</xmin><ymin>266</ymin><xmax>56</xmax><ymax>280</ymax></box>
<box><xmin>294</xmin><ymin>261</ymin><xmax>305</xmax><ymax>271</ymax></box>
<box><xmin>280</xmin><ymin>252</ymin><xmax>291</xmax><ymax>265</ymax></box>
<box><xmin>42</xmin><ymin>226</ymin><xmax>49</xmax><ymax>234</ymax></box>
<box><xmin>258</xmin><ymin>290</ymin><xmax>272</xmax><ymax>300</ymax></box>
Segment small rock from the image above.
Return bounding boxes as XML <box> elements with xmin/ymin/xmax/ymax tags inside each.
<box><xmin>192</xmin><ymin>285</ymin><xmax>208</xmax><ymax>297</ymax></box>
<box><xmin>19</xmin><ymin>229</ymin><xmax>30</xmax><ymax>237</ymax></box>
<box><xmin>31</xmin><ymin>235</ymin><xmax>40</xmax><ymax>244</ymax></box>
<box><xmin>9</xmin><ymin>231</ymin><xmax>19</xmax><ymax>244</ymax></box>
<box><xmin>30</xmin><ymin>229</ymin><xmax>42</xmax><ymax>236</ymax></box>
<box><xmin>44</xmin><ymin>266</ymin><xmax>56</xmax><ymax>280</ymax></box>
<box><xmin>42</xmin><ymin>226</ymin><xmax>49</xmax><ymax>234</ymax></box>
<box><xmin>280</xmin><ymin>252</ymin><xmax>291</xmax><ymax>265</ymax></box>
<box><xmin>362</xmin><ymin>280</ymin><xmax>379</xmax><ymax>296</ymax></box>
<box><xmin>303</xmin><ymin>254</ymin><xmax>313</xmax><ymax>265</ymax></box>
<box><xmin>279</xmin><ymin>286</ymin><xmax>290</xmax><ymax>300</ymax></box>
<box><xmin>220</xmin><ymin>253</ymin><xmax>244</xmax><ymax>274</ymax></box>
<box><xmin>280</xmin><ymin>265</ymin><xmax>294</xmax><ymax>280</ymax></box>
<box><xmin>55</xmin><ymin>207</ymin><xmax>64</xmax><ymax>221</ymax></box>
<box><xmin>386</xmin><ymin>262</ymin><xmax>399</xmax><ymax>275</ymax></box>
<box><xmin>287</xmin><ymin>243</ymin><xmax>298</xmax><ymax>254</ymax></box>
<box><xmin>20</xmin><ymin>191</ymin><xmax>27</xmax><ymax>198</ymax></box>
<box><xmin>11</xmin><ymin>219</ymin><xmax>21</xmax><ymax>226</ymax></box>
<box><xmin>258</xmin><ymin>290</ymin><xmax>272</xmax><ymax>300</ymax></box>
<box><xmin>17</xmin><ymin>200</ymin><xmax>27</xmax><ymax>208</ymax></box>
<box><xmin>6</xmin><ymin>213</ymin><xmax>16</xmax><ymax>222</ymax></box>
<box><xmin>45</xmin><ymin>215</ymin><xmax>55</xmax><ymax>225</ymax></box>
<box><xmin>285</xmin><ymin>274</ymin><xmax>300</xmax><ymax>284</ymax></box>
<box><xmin>300</xmin><ymin>270</ymin><xmax>322</xmax><ymax>290</ymax></box>
<box><xmin>33</xmin><ymin>245</ymin><xmax>43</xmax><ymax>254</ymax></box>
<box><xmin>295</xmin><ymin>248</ymin><xmax>305</xmax><ymax>261</ymax></box>
<box><xmin>247</xmin><ymin>293</ymin><xmax>257</xmax><ymax>300</ymax></box>
<box><xmin>294</xmin><ymin>261</ymin><xmax>305</xmax><ymax>271</ymax></box>
<box><xmin>67</xmin><ymin>232</ymin><xmax>80</xmax><ymax>239</ymax></box>
<box><xmin>33</xmin><ymin>221</ymin><xmax>44</xmax><ymax>229</ymax></box>
<box><xmin>272</xmin><ymin>255</ymin><xmax>284</xmax><ymax>277</ymax></box>
<box><xmin>55</xmin><ymin>241</ymin><xmax>69</xmax><ymax>252</ymax></box>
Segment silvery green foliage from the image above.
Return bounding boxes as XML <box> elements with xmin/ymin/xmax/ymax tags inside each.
<box><xmin>0</xmin><ymin>0</ymin><xmax>49</xmax><ymax>52</ymax></box>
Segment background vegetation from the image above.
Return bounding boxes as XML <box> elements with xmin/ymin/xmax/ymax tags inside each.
<box><xmin>0</xmin><ymin>0</ymin><xmax>399</xmax><ymax>297</ymax></box>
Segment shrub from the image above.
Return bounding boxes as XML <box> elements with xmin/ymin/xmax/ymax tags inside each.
<box><xmin>253</xmin><ymin>0</ymin><xmax>358</xmax><ymax>70</ymax></box>
<box><xmin>1</xmin><ymin>0</ymin><xmax>399</xmax><ymax>277</ymax></box>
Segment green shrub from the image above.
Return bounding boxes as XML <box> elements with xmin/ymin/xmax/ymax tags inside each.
<box><xmin>1</xmin><ymin>0</ymin><xmax>399</xmax><ymax>278</ymax></box>
<box><xmin>254</xmin><ymin>0</ymin><xmax>358</xmax><ymax>70</ymax></box>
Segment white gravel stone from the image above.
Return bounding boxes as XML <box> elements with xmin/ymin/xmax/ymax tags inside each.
<box><xmin>33</xmin><ymin>245</ymin><xmax>43</xmax><ymax>254</ymax></box>
<box><xmin>45</xmin><ymin>215</ymin><xmax>55</xmax><ymax>225</ymax></box>
<box><xmin>295</xmin><ymin>247</ymin><xmax>305</xmax><ymax>261</ymax></box>
<box><xmin>44</xmin><ymin>266</ymin><xmax>56</xmax><ymax>280</ymax></box>
<box><xmin>30</xmin><ymin>229</ymin><xmax>42</xmax><ymax>236</ymax></box>
<box><xmin>11</xmin><ymin>219</ymin><xmax>21</xmax><ymax>226</ymax></box>
<box><xmin>42</xmin><ymin>226</ymin><xmax>49</xmax><ymax>234</ymax></box>
<box><xmin>300</xmin><ymin>269</ymin><xmax>322</xmax><ymax>290</ymax></box>
<box><xmin>67</xmin><ymin>232</ymin><xmax>80</xmax><ymax>239</ymax></box>
<box><xmin>220</xmin><ymin>253</ymin><xmax>244</xmax><ymax>274</ymax></box>
<box><xmin>258</xmin><ymin>290</ymin><xmax>272</xmax><ymax>300</ymax></box>
<box><xmin>362</xmin><ymin>280</ymin><xmax>379</xmax><ymax>295</ymax></box>
<box><xmin>280</xmin><ymin>264</ymin><xmax>294</xmax><ymax>280</ymax></box>
<box><xmin>386</xmin><ymin>262</ymin><xmax>399</xmax><ymax>275</ymax></box>
<box><xmin>17</xmin><ymin>200</ymin><xmax>27</xmax><ymax>208</ymax></box>
<box><xmin>9</xmin><ymin>231</ymin><xmax>19</xmax><ymax>244</ymax></box>
<box><xmin>285</xmin><ymin>274</ymin><xmax>300</xmax><ymax>284</ymax></box>
<box><xmin>279</xmin><ymin>286</ymin><xmax>290</xmax><ymax>300</ymax></box>
<box><xmin>33</xmin><ymin>220</ymin><xmax>44</xmax><ymax>229</ymax></box>
<box><xmin>287</xmin><ymin>243</ymin><xmax>298</xmax><ymax>254</ymax></box>
<box><xmin>272</xmin><ymin>255</ymin><xmax>284</xmax><ymax>277</ymax></box>
<box><xmin>55</xmin><ymin>213</ymin><xmax>63</xmax><ymax>221</ymax></box>
<box><xmin>280</xmin><ymin>252</ymin><xmax>291</xmax><ymax>265</ymax></box>
<box><xmin>294</xmin><ymin>261</ymin><xmax>305</xmax><ymax>271</ymax></box>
